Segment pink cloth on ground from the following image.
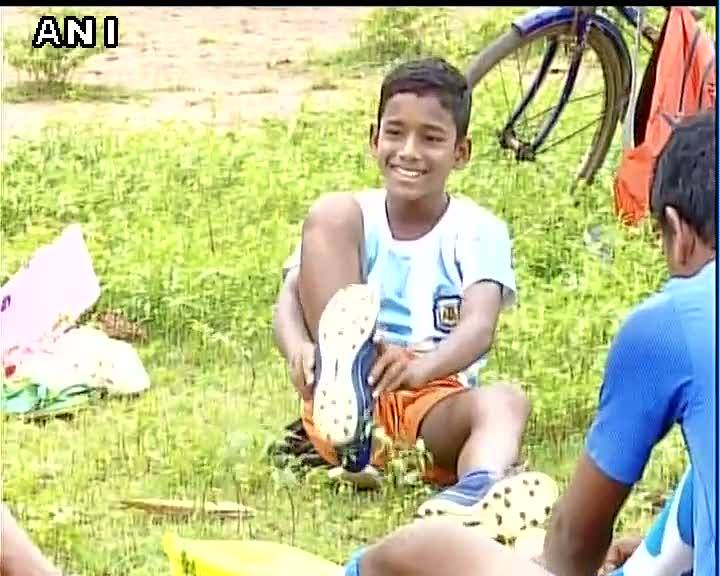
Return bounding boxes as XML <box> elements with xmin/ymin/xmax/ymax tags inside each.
<box><xmin>1</xmin><ymin>224</ymin><xmax>100</xmax><ymax>367</ymax></box>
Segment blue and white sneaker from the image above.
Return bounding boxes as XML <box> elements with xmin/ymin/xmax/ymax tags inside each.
<box><xmin>312</xmin><ymin>284</ymin><xmax>380</xmax><ymax>473</ymax></box>
<box><xmin>417</xmin><ymin>471</ymin><xmax>559</xmax><ymax>542</ymax></box>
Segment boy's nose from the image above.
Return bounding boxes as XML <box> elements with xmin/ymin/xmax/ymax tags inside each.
<box><xmin>398</xmin><ymin>134</ymin><xmax>420</xmax><ymax>159</ymax></box>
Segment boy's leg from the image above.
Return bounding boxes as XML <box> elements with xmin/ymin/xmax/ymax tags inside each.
<box><xmin>297</xmin><ymin>193</ymin><xmax>364</xmax><ymax>339</ymax></box>
<box><xmin>296</xmin><ymin>193</ymin><xmax>380</xmax><ymax>474</ymax></box>
<box><xmin>348</xmin><ymin>518</ymin><xmax>550</xmax><ymax>576</ymax></box>
<box><xmin>373</xmin><ymin>377</ymin><xmax>554</xmax><ymax>532</ymax></box>
<box><xmin>345</xmin><ymin>469</ymin><xmax>694</xmax><ymax>576</ymax></box>
<box><xmin>1</xmin><ymin>502</ymin><xmax>62</xmax><ymax>576</ymax></box>
<box><xmin>418</xmin><ymin>382</ymin><xmax>529</xmax><ymax>478</ymax></box>
<box><xmin>413</xmin><ymin>383</ymin><xmax>532</xmax><ymax>516</ymax></box>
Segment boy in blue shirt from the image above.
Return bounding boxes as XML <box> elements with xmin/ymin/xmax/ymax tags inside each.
<box><xmin>344</xmin><ymin>109</ymin><xmax>716</xmax><ymax>576</ymax></box>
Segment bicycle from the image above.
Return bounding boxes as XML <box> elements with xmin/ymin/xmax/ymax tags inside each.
<box><xmin>464</xmin><ymin>6</ymin><xmax>692</xmax><ymax>185</ymax></box>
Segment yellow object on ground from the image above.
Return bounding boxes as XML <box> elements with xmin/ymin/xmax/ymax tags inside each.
<box><xmin>163</xmin><ymin>533</ymin><xmax>343</xmax><ymax>576</ymax></box>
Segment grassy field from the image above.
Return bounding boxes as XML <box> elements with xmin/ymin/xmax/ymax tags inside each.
<box><xmin>0</xmin><ymin>8</ymin><xmax>701</xmax><ymax>575</ymax></box>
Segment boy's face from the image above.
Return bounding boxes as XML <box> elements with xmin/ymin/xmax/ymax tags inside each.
<box><xmin>370</xmin><ymin>92</ymin><xmax>470</xmax><ymax>203</ymax></box>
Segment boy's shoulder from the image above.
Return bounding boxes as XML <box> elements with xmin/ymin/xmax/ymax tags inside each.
<box><xmin>307</xmin><ymin>190</ymin><xmax>510</xmax><ymax>236</ymax></box>
<box><xmin>315</xmin><ymin>188</ymin><xmax>385</xmax><ymax>200</ymax></box>
<box><xmin>449</xmin><ymin>194</ymin><xmax>510</xmax><ymax>233</ymax></box>
<box><xmin>352</xmin><ymin>188</ymin><xmax>386</xmax><ymax>207</ymax></box>
<box><xmin>608</xmin><ymin>290</ymin><xmax>679</xmax><ymax>364</ymax></box>
<box><xmin>309</xmin><ymin>188</ymin><xmax>386</xmax><ymax>213</ymax></box>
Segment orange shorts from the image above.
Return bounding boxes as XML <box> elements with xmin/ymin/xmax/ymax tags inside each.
<box><xmin>302</xmin><ymin>376</ymin><xmax>465</xmax><ymax>485</ymax></box>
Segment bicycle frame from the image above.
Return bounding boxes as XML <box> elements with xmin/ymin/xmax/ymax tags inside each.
<box><xmin>499</xmin><ymin>6</ymin><xmax>641</xmax><ymax>161</ymax></box>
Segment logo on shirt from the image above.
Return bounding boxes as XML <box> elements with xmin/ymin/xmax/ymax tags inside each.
<box><xmin>433</xmin><ymin>295</ymin><xmax>462</xmax><ymax>333</ymax></box>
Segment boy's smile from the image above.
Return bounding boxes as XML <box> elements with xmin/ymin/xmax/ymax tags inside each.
<box><xmin>371</xmin><ymin>92</ymin><xmax>470</xmax><ymax>205</ymax></box>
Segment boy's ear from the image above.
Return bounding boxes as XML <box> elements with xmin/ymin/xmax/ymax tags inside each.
<box><xmin>454</xmin><ymin>137</ymin><xmax>472</xmax><ymax>169</ymax></box>
<box><xmin>369</xmin><ymin>123</ymin><xmax>379</xmax><ymax>157</ymax></box>
<box><xmin>664</xmin><ymin>205</ymin><xmax>694</xmax><ymax>266</ymax></box>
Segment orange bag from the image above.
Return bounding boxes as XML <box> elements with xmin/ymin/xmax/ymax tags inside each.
<box><xmin>614</xmin><ymin>7</ymin><xmax>716</xmax><ymax>225</ymax></box>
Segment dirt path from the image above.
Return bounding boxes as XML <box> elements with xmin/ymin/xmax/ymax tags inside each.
<box><xmin>1</xmin><ymin>7</ymin><xmax>372</xmax><ymax>152</ymax></box>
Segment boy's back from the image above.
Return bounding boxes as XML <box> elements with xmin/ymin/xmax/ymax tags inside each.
<box><xmin>586</xmin><ymin>259</ymin><xmax>716</xmax><ymax>576</ymax></box>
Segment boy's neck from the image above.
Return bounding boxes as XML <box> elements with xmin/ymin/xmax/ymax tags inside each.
<box><xmin>385</xmin><ymin>190</ymin><xmax>450</xmax><ymax>241</ymax></box>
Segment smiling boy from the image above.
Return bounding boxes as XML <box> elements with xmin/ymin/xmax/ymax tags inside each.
<box><xmin>342</xmin><ymin>109</ymin><xmax>716</xmax><ymax>576</ymax></box>
<box><xmin>273</xmin><ymin>57</ymin><xmax>556</xmax><ymax>519</ymax></box>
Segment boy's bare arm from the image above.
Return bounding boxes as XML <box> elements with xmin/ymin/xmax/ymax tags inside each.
<box><xmin>414</xmin><ymin>280</ymin><xmax>503</xmax><ymax>384</ymax></box>
<box><xmin>543</xmin><ymin>454</ymin><xmax>631</xmax><ymax>575</ymax></box>
<box><xmin>272</xmin><ymin>268</ymin><xmax>317</xmax><ymax>401</ymax></box>
<box><xmin>272</xmin><ymin>267</ymin><xmax>312</xmax><ymax>362</ymax></box>
<box><xmin>370</xmin><ymin>281</ymin><xmax>503</xmax><ymax>395</ymax></box>
<box><xmin>1</xmin><ymin>502</ymin><xmax>62</xmax><ymax>576</ymax></box>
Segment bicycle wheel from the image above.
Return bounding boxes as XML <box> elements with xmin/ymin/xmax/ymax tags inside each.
<box><xmin>466</xmin><ymin>22</ymin><xmax>628</xmax><ymax>184</ymax></box>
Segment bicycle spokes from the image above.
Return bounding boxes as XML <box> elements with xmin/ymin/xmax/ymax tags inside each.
<box><xmin>468</xmin><ymin>28</ymin><xmax>613</xmax><ymax>182</ymax></box>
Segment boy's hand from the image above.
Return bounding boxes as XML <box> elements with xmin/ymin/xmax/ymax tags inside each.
<box><xmin>289</xmin><ymin>341</ymin><xmax>316</xmax><ymax>401</ymax></box>
<box><xmin>598</xmin><ymin>536</ymin><xmax>643</xmax><ymax>574</ymax></box>
<box><xmin>369</xmin><ymin>340</ymin><xmax>426</xmax><ymax>397</ymax></box>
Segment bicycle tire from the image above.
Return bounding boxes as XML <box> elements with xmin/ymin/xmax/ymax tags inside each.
<box><xmin>466</xmin><ymin>23</ymin><xmax>627</xmax><ymax>183</ymax></box>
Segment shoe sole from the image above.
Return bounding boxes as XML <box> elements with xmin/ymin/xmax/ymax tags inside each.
<box><xmin>312</xmin><ymin>284</ymin><xmax>380</xmax><ymax>447</ymax></box>
<box><xmin>417</xmin><ymin>472</ymin><xmax>559</xmax><ymax>542</ymax></box>
<box><xmin>512</xmin><ymin>527</ymin><xmax>547</xmax><ymax>559</ymax></box>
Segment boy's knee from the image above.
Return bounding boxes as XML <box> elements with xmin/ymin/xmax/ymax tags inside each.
<box><xmin>361</xmin><ymin>523</ymin><xmax>431</xmax><ymax>576</ymax></box>
<box><xmin>469</xmin><ymin>383</ymin><xmax>530</xmax><ymax>425</ymax></box>
<box><xmin>361</xmin><ymin>541</ymin><xmax>405</xmax><ymax>576</ymax></box>
<box><xmin>492</xmin><ymin>382</ymin><xmax>531</xmax><ymax>423</ymax></box>
<box><xmin>361</xmin><ymin>519</ymin><xmax>471</xmax><ymax>576</ymax></box>
<box><xmin>303</xmin><ymin>192</ymin><xmax>363</xmax><ymax>240</ymax></box>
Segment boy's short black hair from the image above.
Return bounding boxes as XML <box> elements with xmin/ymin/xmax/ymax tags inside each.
<box><xmin>650</xmin><ymin>109</ymin><xmax>717</xmax><ymax>248</ymax></box>
<box><xmin>376</xmin><ymin>57</ymin><xmax>472</xmax><ymax>139</ymax></box>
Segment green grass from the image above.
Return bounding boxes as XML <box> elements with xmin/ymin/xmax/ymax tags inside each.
<box><xmin>2</xmin><ymin>81</ymin><xmax>147</xmax><ymax>104</ymax></box>
<box><xmin>306</xmin><ymin>8</ymin><xmax>528</xmax><ymax>73</ymax></box>
<box><xmin>1</xmin><ymin>104</ymin><xmax>687</xmax><ymax>575</ymax></box>
<box><xmin>1</xmin><ymin>7</ymin><xmax>692</xmax><ymax>575</ymax></box>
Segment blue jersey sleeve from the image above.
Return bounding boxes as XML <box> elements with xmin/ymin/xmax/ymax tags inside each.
<box><xmin>585</xmin><ymin>296</ymin><xmax>692</xmax><ymax>486</ymax></box>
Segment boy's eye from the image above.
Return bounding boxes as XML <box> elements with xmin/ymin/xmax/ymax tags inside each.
<box><xmin>384</xmin><ymin>128</ymin><xmax>401</xmax><ymax>136</ymax></box>
<box><xmin>425</xmin><ymin>135</ymin><xmax>444</xmax><ymax>143</ymax></box>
